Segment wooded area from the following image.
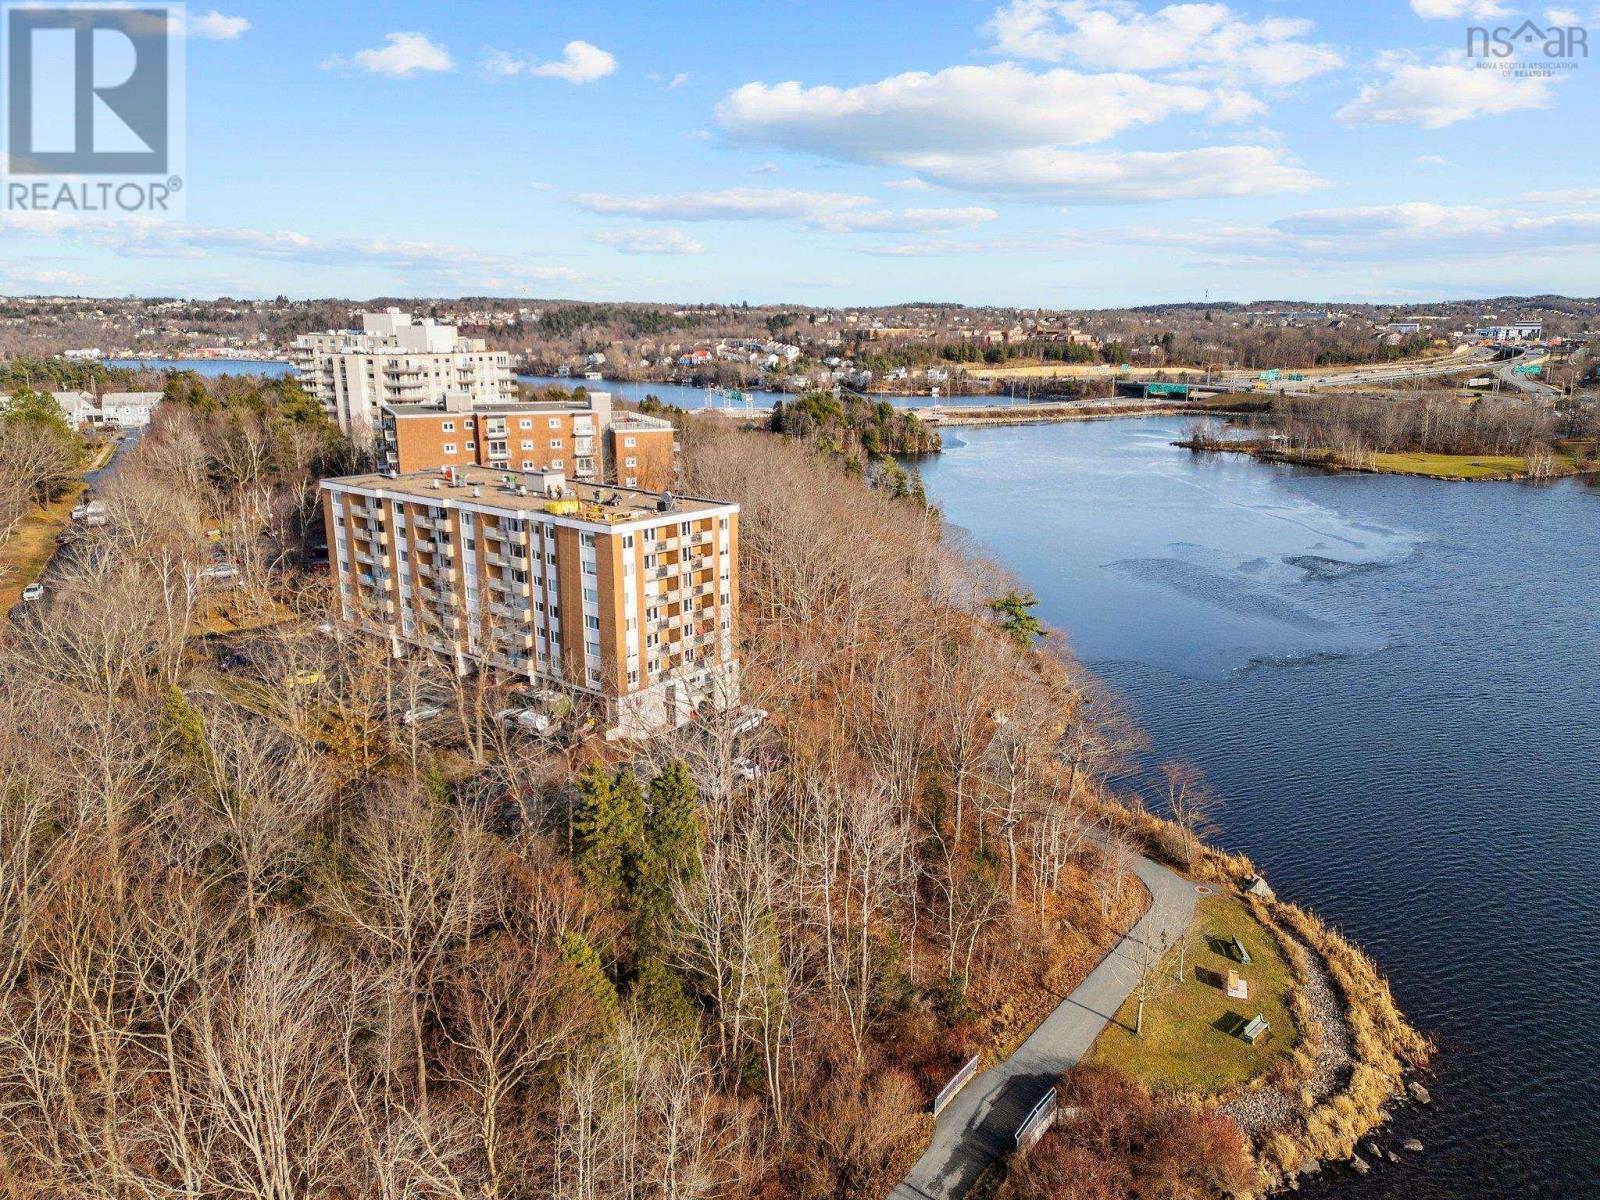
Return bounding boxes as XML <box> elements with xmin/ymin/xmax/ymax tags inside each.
<box><xmin>0</xmin><ymin>374</ymin><xmax>1253</xmax><ymax>1198</ymax></box>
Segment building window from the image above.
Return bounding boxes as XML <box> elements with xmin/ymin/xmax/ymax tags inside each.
<box><xmin>625</xmin><ymin>436</ymin><xmax>637</xmax><ymax>448</ymax></box>
<box><xmin>442</xmin><ymin>421</ymin><xmax>456</xmax><ymax>432</ymax></box>
<box><xmin>624</xmin><ymin>457</ymin><xmax>637</xmax><ymax>468</ymax></box>
<box><xmin>549</xmin><ymin>439</ymin><xmax>562</xmax><ymax>449</ymax></box>
<box><xmin>465</xmin><ymin>440</ymin><xmax>476</xmax><ymax>451</ymax></box>
<box><xmin>519</xmin><ymin>419</ymin><xmax>532</xmax><ymax>430</ymax></box>
<box><xmin>548</xmin><ymin>418</ymin><xmax>561</xmax><ymax>428</ymax></box>
<box><xmin>520</xmin><ymin>440</ymin><xmax>533</xmax><ymax>451</ymax></box>
<box><xmin>442</xmin><ymin>443</ymin><xmax>457</xmax><ymax>454</ymax></box>
<box><xmin>625</xmin><ymin>477</ymin><xmax>637</xmax><ymax>487</ymax></box>
<box><xmin>551</xmin><ymin>459</ymin><xmax>564</xmax><ymax>469</ymax></box>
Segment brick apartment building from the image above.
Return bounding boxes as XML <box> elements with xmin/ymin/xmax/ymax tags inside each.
<box><xmin>380</xmin><ymin>391</ymin><xmax>678</xmax><ymax>491</ymax></box>
<box><xmin>321</xmin><ymin>464</ymin><xmax>738</xmax><ymax>737</ymax></box>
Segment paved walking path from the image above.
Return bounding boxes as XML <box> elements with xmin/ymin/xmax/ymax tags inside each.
<box><xmin>890</xmin><ymin>851</ymin><xmax>1198</xmax><ymax>1200</ymax></box>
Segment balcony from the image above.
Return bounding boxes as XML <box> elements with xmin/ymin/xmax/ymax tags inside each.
<box><xmin>414</xmin><ymin>537</ymin><xmax>437</xmax><ymax>553</ymax></box>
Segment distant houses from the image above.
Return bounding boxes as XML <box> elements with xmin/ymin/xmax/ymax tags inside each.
<box><xmin>0</xmin><ymin>389</ymin><xmax>162</xmax><ymax>429</ymax></box>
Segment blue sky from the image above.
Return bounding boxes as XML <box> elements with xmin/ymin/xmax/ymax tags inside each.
<box><xmin>2</xmin><ymin>0</ymin><xmax>1597</xmax><ymax>305</ymax></box>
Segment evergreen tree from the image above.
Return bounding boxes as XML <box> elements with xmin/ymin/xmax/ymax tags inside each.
<box><xmin>159</xmin><ymin>685</ymin><xmax>208</xmax><ymax>765</ymax></box>
<box><xmin>990</xmin><ymin>590</ymin><xmax>1044</xmax><ymax>651</ymax></box>
<box><xmin>573</xmin><ymin>764</ymin><xmax>646</xmax><ymax>896</ymax></box>
<box><xmin>557</xmin><ymin>930</ymin><xmax>619</xmax><ymax>1032</ymax></box>
<box><xmin>611</xmin><ymin>768</ymin><xmax>648</xmax><ymax>889</ymax></box>
<box><xmin>635</xmin><ymin>760</ymin><xmax>704</xmax><ymax>952</ymax></box>
<box><xmin>629</xmin><ymin>957</ymin><xmax>699</xmax><ymax>1040</ymax></box>
<box><xmin>908</xmin><ymin>465</ymin><xmax>928</xmax><ymax>508</ymax></box>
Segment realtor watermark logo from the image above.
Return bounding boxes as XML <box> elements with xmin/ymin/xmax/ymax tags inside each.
<box><xmin>1468</xmin><ymin>17</ymin><xmax>1588</xmax><ymax>78</ymax></box>
<box><xmin>2</xmin><ymin>3</ymin><xmax>185</xmax><ymax>215</ymax></box>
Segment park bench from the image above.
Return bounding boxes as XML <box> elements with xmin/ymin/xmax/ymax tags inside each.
<box><xmin>1229</xmin><ymin>935</ymin><xmax>1252</xmax><ymax>964</ymax></box>
<box><xmin>1241</xmin><ymin>1014</ymin><xmax>1271</xmax><ymax>1045</ymax></box>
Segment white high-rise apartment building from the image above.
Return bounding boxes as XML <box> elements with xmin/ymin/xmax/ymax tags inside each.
<box><xmin>291</xmin><ymin>309</ymin><xmax>514</xmax><ymax>440</ymax></box>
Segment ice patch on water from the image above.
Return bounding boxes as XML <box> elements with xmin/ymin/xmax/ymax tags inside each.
<box><xmin>1285</xmin><ymin>554</ymin><xmax>1387</xmax><ymax>581</ymax></box>
<box><xmin>1106</xmin><ymin>557</ymin><xmax>1340</xmax><ymax>633</ymax></box>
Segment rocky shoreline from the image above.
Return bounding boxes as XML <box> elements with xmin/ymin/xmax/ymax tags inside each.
<box><xmin>1095</xmin><ymin>803</ymin><xmax>1434</xmax><ymax>1196</ymax></box>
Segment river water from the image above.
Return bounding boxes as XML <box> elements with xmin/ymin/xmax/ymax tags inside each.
<box><xmin>915</xmin><ymin>417</ymin><xmax>1600</xmax><ymax>1199</ymax></box>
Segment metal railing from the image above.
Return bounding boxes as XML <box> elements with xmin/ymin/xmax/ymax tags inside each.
<box><xmin>932</xmin><ymin>1054</ymin><xmax>980</xmax><ymax>1117</ymax></box>
<box><xmin>1013</xmin><ymin>1089</ymin><xmax>1058</xmax><ymax>1155</ymax></box>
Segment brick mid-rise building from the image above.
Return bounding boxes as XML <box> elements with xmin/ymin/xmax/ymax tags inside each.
<box><xmin>380</xmin><ymin>391</ymin><xmax>678</xmax><ymax>491</ymax></box>
<box><xmin>322</xmin><ymin>464</ymin><xmax>738</xmax><ymax>737</ymax></box>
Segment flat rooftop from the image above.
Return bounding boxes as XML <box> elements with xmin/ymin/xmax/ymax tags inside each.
<box><xmin>383</xmin><ymin>398</ymin><xmax>602</xmax><ymax>418</ymax></box>
<box><xmin>326</xmin><ymin>464</ymin><xmax>726</xmax><ymax>523</ymax></box>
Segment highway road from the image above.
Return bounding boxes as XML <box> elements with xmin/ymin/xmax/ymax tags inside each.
<box><xmin>1219</xmin><ymin>346</ymin><xmax>1508</xmax><ymax>391</ymax></box>
<box><xmin>1493</xmin><ymin>350</ymin><xmax>1561</xmax><ymax>401</ymax></box>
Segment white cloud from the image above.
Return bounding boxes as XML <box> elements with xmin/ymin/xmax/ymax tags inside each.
<box><xmin>750</xmin><ymin>162</ymin><xmax>779</xmax><ymax>175</ymax></box>
<box><xmin>898</xmin><ymin>145</ymin><xmax>1322</xmax><ymax>203</ymax></box>
<box><xmin>1409</xmin><ymin>0</ymin><xmax>1509</xmax><ymax>18</ymax></box>
<box><xmin>531</xmin><ymin>40</ymin><xmax>617</xmax><ymax>83</ymax></box>
<box><xmin>486</xmin><ymin>40</ymin><xmax>616</xmax><ymax>83</ymax></box>
<box><xmin>324</xmin><ymin>32</ymin><xmax>454</xmax><ymax>77</ymax></box>
<box><xmin>592</xmin><ymin>228</ymin><xmax>707</xmax><ymax>255</ymax></box>
<box><xmin>885</xmin><ymin>177</ymin><xmax>934</xmax><ymax>191</ymax></box>
<box><xmin>575</xmin><ymin>187</ymin><xmax>998</xmax><ymax>233</ymax></box>
<box><xmin>0</xmin><ymin>214</ymin><xmax>579</xmax><ymax>287</ymax></box>
<box><xmin>665</xmin><ymin>71</ymin><xmax>691</xmax><ymax>90</ymax></box>
<box><xmin>1336</xmin><ymin>52</ymin><xmax>1556</xmax><ymax>127</ymax></box>
<box><xmin>986</xmin><ymin>0</ymin><xmax>1344</xmax><ymax>86</ymax></box>
<box><xmin>1545</xmin><ymin>8</ymin><xmax>1582</xmax><ymax>24</ymax></box>
<box><xmin>717</xmin><ymin>63</ymin><xmax>1251</xmax><ymax>156</ymax></box>
<box><xmin>714</xmin><ymin>62</ymin><xmax>1319</xmax><ymax>203</ymax></box>
<box><xmin>189</xmin><ymin>10</ymin><xmax>249</xmax><ymax>40</ymax></box>
<box><xmin>1135</xmin><ymin>197</ymin><xmax>1600</xmax><ymax>265</ymax></box>
<box><xmin>1415</xmin><ymin>153</ymin><xmax>1452</xmax><ymax>165</ymax></box>
<box><xmin>845</xmin><ymin>206</ymin><xmax>1002</xmax><ymax>232</ymax></box>
<box><xmin>578</xmin><ymin>187</ymin><xmax>874</xmax><ymax>223</ymax></box>
<box><xmin>480</xmin><ymin>49</ymin><xmax>525</xmax><ymax>79</ymax></box>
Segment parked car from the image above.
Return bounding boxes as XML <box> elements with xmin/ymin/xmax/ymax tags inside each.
<box><xmin>494</xmin><ymin>707</ymin><xmax>551</xmax><ymax>734</ymax></box>
<box><xmin>402</xmin><ymin>703</ymin><xmax>444</xmax><ymax>726</ymax></box>
<box><xmin>732</xmin><ymin>756</ymin><xmax>768</xmax><ymax>782</ymax></box>
<box><xmin>507</xmin><ymin>684</ymin><xmax>573</xmax><ymax>718</ymax></box>
<box><xmin>20</xmin><ymin>581</ymin><xmax>44</xmax><ymax>602</ymax></box>
<box><xmin>729</xmin><ymin>706</ymin><xmax>769</xmax><ymax>736</ymax></box>
<box><xmin>198</xmin><ymin>562</ymin><xmax>240</xmax><ymax>582</ymax></box>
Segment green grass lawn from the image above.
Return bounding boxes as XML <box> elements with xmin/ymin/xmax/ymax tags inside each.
<box><xmin>1368</xmin><ymin>452</ymin><xmax>1534</xmax><ymax>479</ymax></box>
<box><xmin>1086</xmin><ymin>895</ymin><xmax>1298</xmax><ymax>1095</ymax></box>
